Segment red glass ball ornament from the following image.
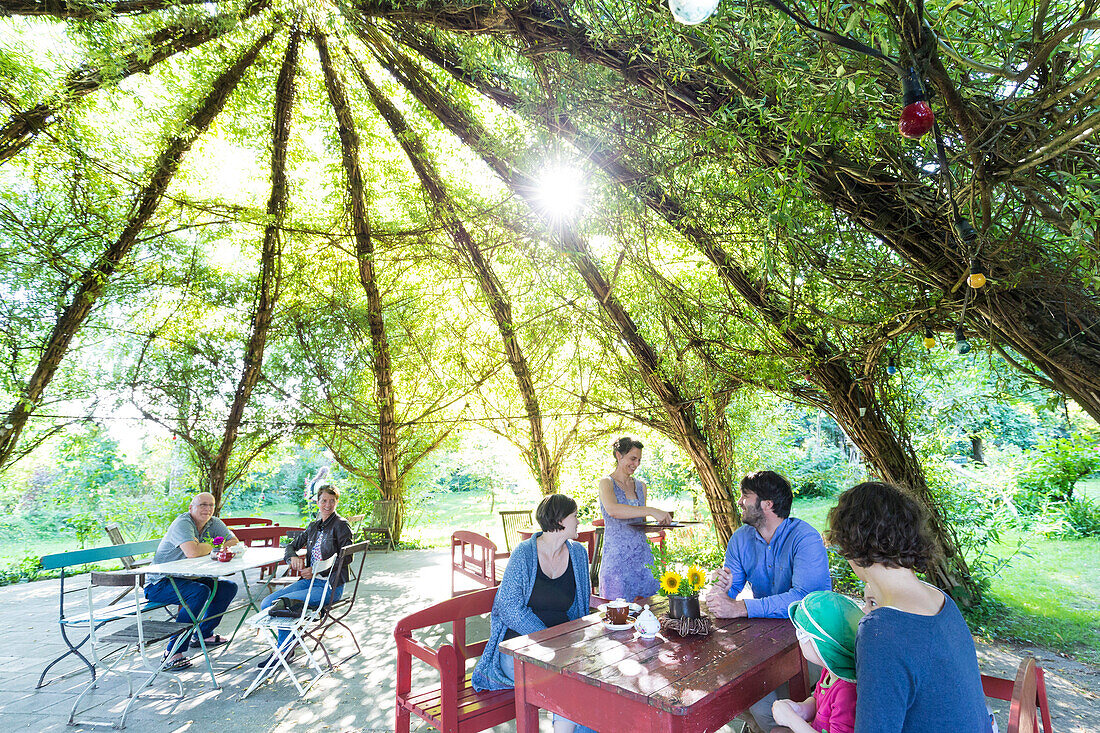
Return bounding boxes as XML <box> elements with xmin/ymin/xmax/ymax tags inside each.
<box><xmin>899</xmin><ymin>101</ymin><xmax>934</xmax><ymax>139</ymax></box>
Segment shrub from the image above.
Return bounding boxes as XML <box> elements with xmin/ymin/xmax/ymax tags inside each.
<box><xmin>1039</xmin><ymin>496</ymin><xmax>1100</xmax><ymax>539</ymax></box>
<box><xmin>786</xmin><ymin>440</ymin><xmax>858</xmax><ymax>498</ymax></box>
<box><xmin>828</xmin><ymin>548</ymin><xmax>864</xmax><ymax>595</ymax></box>
<box><xmin>1015</xmin><ymin>436</ymin><xmax>1099</xmax><ymax>509</ymax></box>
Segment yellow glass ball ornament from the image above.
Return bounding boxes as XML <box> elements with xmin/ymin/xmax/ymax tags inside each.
<box><xmin>968</xmin><ymin>259</ymin><xmax>986</xmax><ymax>288</ymax></box>
<box><xmin>922</xmin><ymin>328</ymin><xmax>936</xmax><ymax>350</ymax></box>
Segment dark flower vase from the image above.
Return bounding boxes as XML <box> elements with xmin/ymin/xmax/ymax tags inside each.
<box><xmin>668</xmin><ymin>595</ymin><xmax>701</xmax><ymax>619</ymax></box>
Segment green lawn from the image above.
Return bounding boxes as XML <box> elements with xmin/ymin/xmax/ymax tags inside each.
<box><xmin>7</xmin><ymin>482</ymin><xmax>1098</xmax><ymax>664</ymax></box>
<box><xmin>791</xmin><ymin>486</ymin><xmax>1100</xmax><ymax>665</ymax></box>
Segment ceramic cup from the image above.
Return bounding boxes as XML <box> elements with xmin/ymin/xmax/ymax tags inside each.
<box><xmin>606</xmin><ymin>598</ymin><xmax>630</xmax><ymax>625</ymax></box>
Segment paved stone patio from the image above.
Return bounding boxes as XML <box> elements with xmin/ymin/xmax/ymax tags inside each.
<box><xmin>1</xmin><ymin>547</ymin><xmax>1095</xmax><ymax>732</ymax></box>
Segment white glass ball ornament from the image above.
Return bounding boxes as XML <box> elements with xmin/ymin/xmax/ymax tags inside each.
<box><xmin>668</xmin><ymin>0</ymin><xmax>720</xmax><ymax>24</ymax></box>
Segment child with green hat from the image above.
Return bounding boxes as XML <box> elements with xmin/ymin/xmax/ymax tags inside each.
<box><xmin>771</xmin><ymin>590</ymin><xmax>862</xmax><ymax>733</ymax></box>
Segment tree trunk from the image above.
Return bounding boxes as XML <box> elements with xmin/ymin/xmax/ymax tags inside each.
<box><xmin>205</xmin><ymin>29</ymin><xmax>293</xmax><ymax>507</ymax></box>
<box><xmin>314</xmin><ymin>34</ymin><xmax>401</xmax><ymax>537</ymax></box>
<box><xmin>0</xmin><ymin>28</ymin><xmax>275</xmax><ymax>472</ymax></box>
<box><xmin>0</xmin><ymin>0</ymin><xmax>207</xmax><ymax>17</ymax></box>
<box><xmin>361</xmin><ymin>30</ymin><xmax>739</xmax><ymax>542</ymax></box>
<box><xmin>403</xmin><ymin>40</ymin><xmax>981</xmax><ymax>598</ymax></box>
<box><xmin>375</xmin><ymin>0</ymin><xmax>1100</xmax><ymax>426</ymax></box>
<box><xmin>0</xmin><ymin>0</ymin><xmax>269</xmax><ymax>164</ymax></box>
<box><xmin>345</xmin><ymin>44</ymin><xmax>557</xmax><ymax>495</ymax></box>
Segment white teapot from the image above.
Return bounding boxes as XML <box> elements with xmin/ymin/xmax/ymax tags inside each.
<box><xmin>634</xmin><ymin>604</ymin><xmax>661</xmax><ymax>639</ymax></box>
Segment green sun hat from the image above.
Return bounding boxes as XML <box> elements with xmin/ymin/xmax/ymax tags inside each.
<box><xmin>788</xmin><ymin>590</ymin><xmax>863</xmax><ymax>683</ymax></box>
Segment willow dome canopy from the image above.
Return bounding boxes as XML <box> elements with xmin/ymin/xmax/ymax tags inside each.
<box><xmin>0</xmin><ymin>0</ymin><xmax>1098</xmax><ymax>532</ymax></box>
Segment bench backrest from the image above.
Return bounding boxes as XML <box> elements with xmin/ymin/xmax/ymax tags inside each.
<box><xmin>982</xmin><ymin>657</ymin><xmax>1052</xmax><ymax>733</ymax></box>
<box><xmin>451</xmin><ymin>531</ymin><xmax>501</xmax><ymax>597</ymax></box>
<box><xmin>395</xmin><ymin>586</ymin><xmax>497</xmax><ymax>676</ymax></box>
<box><xmin>234</xmin><ymin>525</ymin><xmax>302</xmax><ymax>547</ymax></box>
<box><xmin>222</xmin><ymin>516</ymin><xmax>274</xmax><ymax>528</ymax></box>
<box><xmin>41</xmin><ymin>540</ymin><xmax>161</xmax><ymax>571</ymax></box>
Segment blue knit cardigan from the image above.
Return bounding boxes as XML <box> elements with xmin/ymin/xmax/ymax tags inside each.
<box><xmin>471</xmin><ymin>532</ymin><xmax>591</xmax><ymax>691</ymax></box>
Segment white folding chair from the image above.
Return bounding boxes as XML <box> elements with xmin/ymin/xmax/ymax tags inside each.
<box><xmin>241</xmin><ymin>553</ymin><xmax>336</xmax><ymax>698</ymax></box>
<box><xmin>69</xmin><ymin>571</ymin><xmax>192</xmax><ymax>728</ymax></box>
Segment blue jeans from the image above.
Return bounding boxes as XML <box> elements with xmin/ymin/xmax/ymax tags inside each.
<box><xmin>499</xmin><ymin>654</ymin><xmax>598</xmax><ymax>733</ymax></box>
<box><xmin>260</xmin><ymin>578</ymin><xmax>343</xmax><ymax>648</ymax></box>
<box><xmin>144</xmin><ymin>577</ymin><xmax>238</xmax><ymax>652</ymax></box>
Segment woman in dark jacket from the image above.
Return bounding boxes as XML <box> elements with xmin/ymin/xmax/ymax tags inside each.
<box><xmin>258</xmin><ymin>482</ymin><xmax>352</xmax><ymax>664</ymax></box>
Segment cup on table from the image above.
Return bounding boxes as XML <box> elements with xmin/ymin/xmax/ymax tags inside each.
<box><xmin>606</xmin><ymin>598</ymin><xmax>630</xmax><ymax>625</ymax></box>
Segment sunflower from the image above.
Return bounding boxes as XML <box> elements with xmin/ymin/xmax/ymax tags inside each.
<box><xmin>660</xmin><ymin>570</ymin><xmax>682</xmax><ymax>595</ymax></box>
<box><xmin>686</xmin><ymin>565</ymin><xmax>706</xmax><ymax>592</ymax></box>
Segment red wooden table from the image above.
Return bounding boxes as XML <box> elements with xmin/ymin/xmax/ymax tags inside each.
<box><xmin>499</xmin><ymin>599</ymin><xmax>808</xmax><ymax>733</ymax></box>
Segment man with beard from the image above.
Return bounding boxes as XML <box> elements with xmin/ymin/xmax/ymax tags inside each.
<box><xmin>705</xmin><ymin>470</ymin><xmax>830</xmax><ymax>733</ymax></box>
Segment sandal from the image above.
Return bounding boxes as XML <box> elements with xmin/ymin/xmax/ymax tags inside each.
<box><xmin>194</xmin><ymin>634</ymin><xmax>229</xmax><ymax>648</ymax></box>
<box><xmin>163</xmin><ymin>655</ymin><xmax>192</xmax><ymax>671</ymax></box>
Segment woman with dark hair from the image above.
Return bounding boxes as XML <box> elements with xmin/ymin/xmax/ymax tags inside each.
<box><xmin>826</xmin><ymin>482</ymin><xmax>991</xmax><ymax>733</ymax></box>
<box><xmin>598</xmin><ymin>436</ymin><xmax>672</xmax><ymax>600</ymax></box>
<box><xmin>472</xmin><ymin>493</ymin><xmax>594</xmax><ymax>733</ymax></box>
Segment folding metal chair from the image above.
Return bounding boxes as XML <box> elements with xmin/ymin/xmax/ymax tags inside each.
<box><xmin>68</xmin><ymin>570</ymin><xmax>192</xmax><ymax>729</ymax></box>
<box><xmin>303</xmin><ymin>541</ymin><xmax>368</xmax><ymax>667</ymax></box>
<box><xmin>241</xmin><ymin>553</ymin><xmax>337</xmax><ymax>698</ymax></box>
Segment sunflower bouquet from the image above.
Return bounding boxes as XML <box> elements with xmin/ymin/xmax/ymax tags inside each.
<box><xmin>659</xmin><ymin>565</ymin><xmax>708</xmax><ymax>598</ymax></box>
<box><xmin>647</xmin><ymin>544</ymin><xmax>707</xmax><ymax>599</ymax></box>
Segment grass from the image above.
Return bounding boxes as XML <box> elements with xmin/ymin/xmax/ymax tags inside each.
<box><xmin>791</xmin><ymin>484</ymin><xmax>1100</xmax><ymax>665</ymax></box>
<box><xmin>6</xmin><ymin>481</ymin><xmax>1098</xmax><ymax>664</ymax></box>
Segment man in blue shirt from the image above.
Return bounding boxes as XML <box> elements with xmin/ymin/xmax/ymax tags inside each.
<box><xmin>705</xmin><ymin>470</ymin><xmax>831</xmax><ymax>732</ymax></box>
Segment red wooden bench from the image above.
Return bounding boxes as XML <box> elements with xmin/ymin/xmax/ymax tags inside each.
<box><xmin>982</xmin><ymin>656</ymin><xmax>1053</xmax><ymax>733</ymax></box>
<box><xmin>451</xmin><ymin>531</ymin><xmax>506</xmax><ymax>597</ymax></box>
<box><xmin>222</xmin><ymin>516</ymin><xmax>274</xmax><ymax>528</ymax></box>
<box><xmin>395</xmin><ymin>586</ymin><xmax>514</xmax><ymax>733</ymax></box>
<box><xmin>233</xmin><ymin>525</ymin><xmax>304</xmax><ymax>586</ymax></box>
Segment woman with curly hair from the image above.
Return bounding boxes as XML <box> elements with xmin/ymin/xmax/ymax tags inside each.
<box><xmin>826</xmin><ymin>482</ymin><xmax>991</xmax><ymax>733</ymax></box>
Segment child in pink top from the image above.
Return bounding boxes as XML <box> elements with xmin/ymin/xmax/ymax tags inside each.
<box><xmin>771</xmin><ymin>590</ymin><xmax>861</xmax><ymax>733</ymax></box>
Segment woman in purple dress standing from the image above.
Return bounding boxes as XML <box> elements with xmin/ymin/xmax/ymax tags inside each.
<box><xmin>598</xmin><ymin>436</ymin><xmax>673</xmax><ymax>601</ymax></box>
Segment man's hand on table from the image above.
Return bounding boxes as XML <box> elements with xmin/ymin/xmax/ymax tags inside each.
<box><xmin>711</xmin><ymin>566</ymin><xmax>733</xmax><ymax>594</ymax></box>
<box><xmin>704</xmin><ymin>573</ymin><xmax>748</xmax><ymax>618</ymax></box>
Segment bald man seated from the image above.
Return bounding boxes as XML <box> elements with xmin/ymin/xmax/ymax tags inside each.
<box><xmin>143</xmin><ymin>492</ymin><xmax>239</xmax><ymax>670</ymax></box>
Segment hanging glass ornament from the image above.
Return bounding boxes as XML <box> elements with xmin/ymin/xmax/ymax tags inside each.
<box><xmin>954</xmin><ymin>326</ymin><xmax>971</xmax><ymax>355</ymax></box>
<box><xmin>898</xmin><ymin>68</ymin><xmax>934</xmax><ymax>139</ymax></box>
<box><xmin>922</xmin><ymin>328</ymin><xmax>936</xmax><ymax>350</ymax></box>
<box><xmin>968</xmin><ymin>259</ymin><xmax>986</xmax><ymax>289</ymax></box>
<box><xmin>668</xmin><ymin>0</ymin><xmax>720</xmax><ymax>25</ymax></box>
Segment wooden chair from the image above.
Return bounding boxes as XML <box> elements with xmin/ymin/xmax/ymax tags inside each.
<box><xmin>982</xmin><ymin>657</ymin><xmax>1053</xmax><ymax>733</ymax></box>
<box><xmin>345</xmin><ymin>513</ymin><xmax>365</xmax><ymax>535</ymax></box>
<box><xmin>38</xmin><ymin>541</ymin><xmax>168</xmax><ymax>690</ymax></box>
<box><xmin>103</xmin><ymin>523</ymin><xmax>152</xmax><ymax>571</ymax></box>
<box><xmin>451</xmin><ymin>531</ymin><xmax>506</xmax><ymax>597</ymax></box>
<box><xmin>394</xmin><ymin>586</ymin><xmax>514</xmax><ymax>733</ymax></box>
<box><xmin>362</xmin><ymin>499</ymin><xmax>398</xmax><ymax>551</ymax></box>
<box><xmin>589</xmin><ymin>526</ymin><xmax>604</xmax><ymax>594</ymax></box>
<box><xmin>499</xmin><ymin>509</ymin><xmax>532</xmax><ymax>553</ymax></box>
<box><xmin>222</xmin><ymin>516</ymin><xmax>274</xmax><ymax>528</ymax></box>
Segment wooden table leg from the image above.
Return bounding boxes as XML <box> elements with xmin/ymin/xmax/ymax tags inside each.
<box><xmin>514</xmin><ymin>659</ymin><xmax>539</xmax><ymax>733</ymax></box>
<box><xmin>789</xmin><ymin>649</ymin><xmax>810</xmax><ymax>701</ymax></box>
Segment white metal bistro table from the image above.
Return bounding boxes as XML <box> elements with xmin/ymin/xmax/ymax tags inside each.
<box><xmin>120</xmin><ymin>546</ymin><xmax>285</xmax><ymax>687</ymax></box>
